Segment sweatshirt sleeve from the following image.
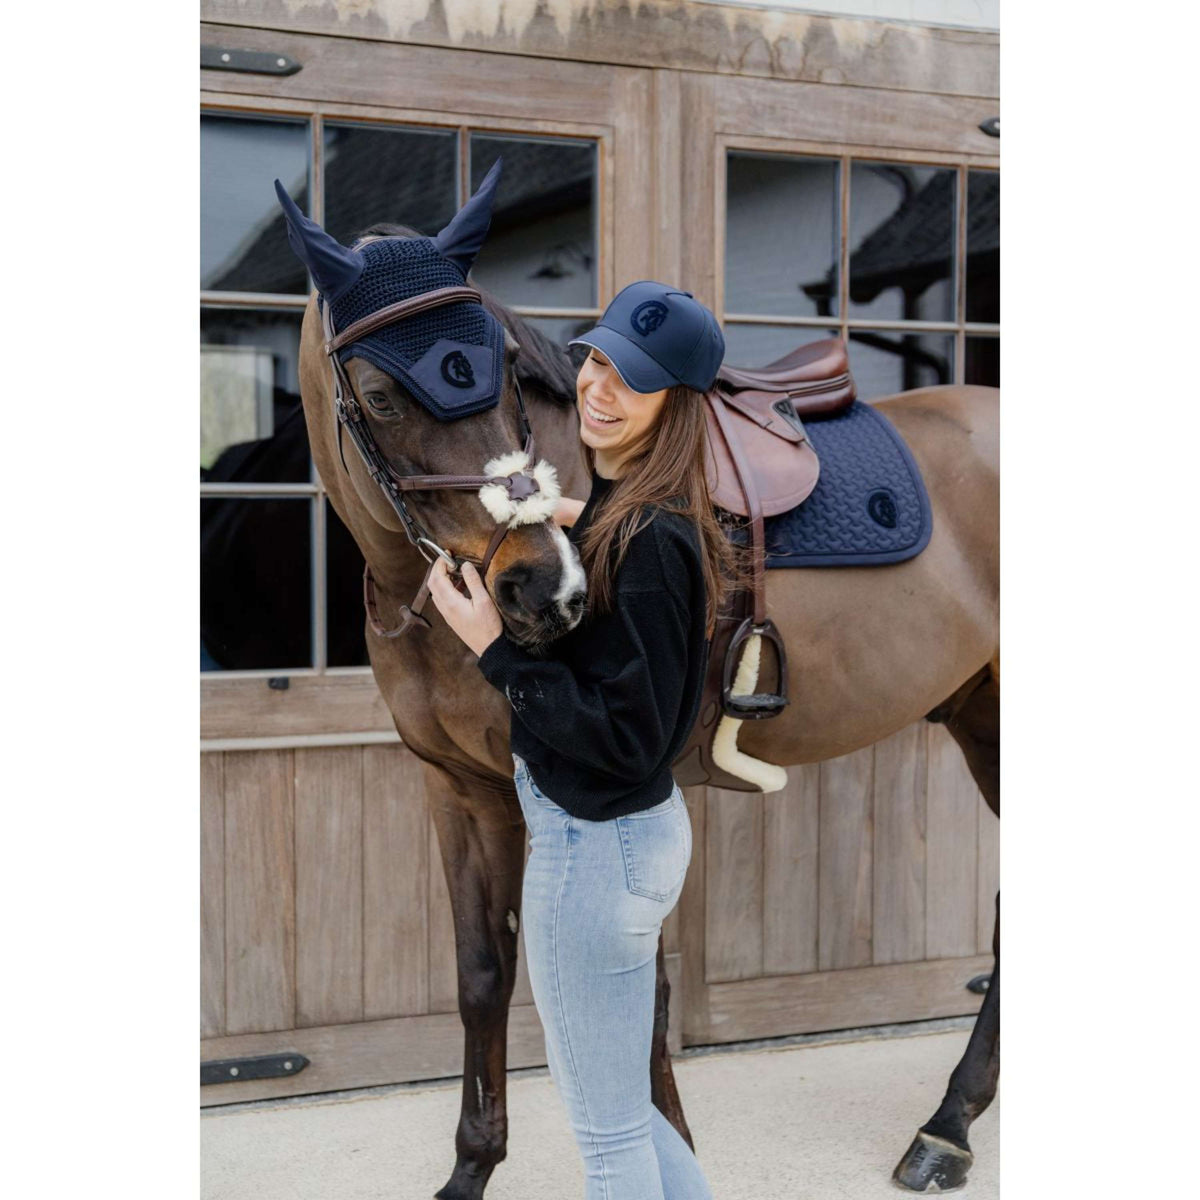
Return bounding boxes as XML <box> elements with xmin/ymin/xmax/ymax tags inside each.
<box><xmin>476</xmin><ymin>525</ymin><xmax>693</xmax><ymax>783</ymax></box>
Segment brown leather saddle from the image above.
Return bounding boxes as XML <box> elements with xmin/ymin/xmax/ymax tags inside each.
<box><xmin>672</xmin><ymin>336</ymin><xmax>856</xmax><ymax>790</ymax></box>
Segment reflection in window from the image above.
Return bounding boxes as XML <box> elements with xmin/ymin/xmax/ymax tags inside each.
<box><xmin>726</xmin><ymin>153</ymin><xmax>839</xmax><ymax>317</ymax></box>
<box><xmin>966</xmin><ymin>170</ymin><xmax>1000</xmax><ymax>323</ymax></box>
<box><xmin>201</xmin><ymin>114</ymin><xmax>310</xmax><ymax>294</ymax></box>
<box><xmin>965</xmin><ymin>336</ymin><xmax>1000</xmax><ymax>387</ymax></box>
<box><xmin>848</xmin><ymin>331</ymin><xmax>954</xmax><ymax>400</ymax></box>
<box><xmin>200</xmin><ymin>309</ymin><xmax>308</xmax><ymax>481</ymax></box>
<box><xmin>723</xmin><ymin>325</ymin><xmax>841</xmax><ymax>371</ymax></box>
<box><xmin>469</xmin><ymin>134</ymin><xmax>597</xmax><ymax>308</ymax></box>
<box><xmin>325</xmin><ymin>500</ymin><xmax>369</xmax><ymax>668</ymax></box>
<box><xmin>849</xmin><ymin>162</ymin><xmax>956</xmax><ymax>322</ymax></box>
<box><xmin>200</xmin><ymin>498</ymin><xmax>312</xmax><ymax>671</ymax></box>
<box><xmin>323</xmin><ymin>123</ymin><xmax>458</xmax><ymax>245</ymax></box>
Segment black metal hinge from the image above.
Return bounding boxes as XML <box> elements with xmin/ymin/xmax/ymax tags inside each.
<box><xmin>201</xmin><ymin>46</ymin><xmax>301</xmax><ymax>76</ymax></box>
<box><xmin>201</xmin><ymin>1052</ymin><xmax>310</xmax><ymax>1085</ymax></box>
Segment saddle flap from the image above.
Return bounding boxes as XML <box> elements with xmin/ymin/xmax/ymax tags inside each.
<box><xmin>703</xmin><ymin>401</ymin><xmax>820</xmax><ymax>518</ymax></box>
<box><xmin>717</xmin><ymin>389</ymin><xmax>806</xmax><ymax>443</ymax></box>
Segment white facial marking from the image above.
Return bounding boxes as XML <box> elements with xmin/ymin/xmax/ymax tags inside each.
<box><xmin>550</xmin><ymin>525</ymin><xmax>587</xmax><ymax>620</ymax></box>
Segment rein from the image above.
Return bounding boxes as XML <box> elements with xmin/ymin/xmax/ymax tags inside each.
<box><xmin>320</xmin><ymin>287</ymin><xmax>543</xmax><ymax>639</ymax></box>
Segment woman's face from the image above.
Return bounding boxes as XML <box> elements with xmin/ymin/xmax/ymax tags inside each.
<box><xmin>575</xmin><ymin>348</ymin><xmax>668</xmax><ymax>468</ymax></box>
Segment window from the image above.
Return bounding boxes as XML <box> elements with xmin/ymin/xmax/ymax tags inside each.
<box><xmin>724</xmin><ymin>151</ymin><xmax>999</xmax><ymax>399</ymax></box>
<box><xmin>200</xmin><ymin>112</ymin><xmax>600</xmax><ymax>674</ymax></box>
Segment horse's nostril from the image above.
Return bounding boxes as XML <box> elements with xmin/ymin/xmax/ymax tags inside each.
<box><xmin>495</xmin><ymin>574</ymin><xmax>525</xmax><ymax>613</ymax></box>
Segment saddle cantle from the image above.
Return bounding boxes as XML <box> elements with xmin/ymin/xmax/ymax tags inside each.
<box><xmin>676</xmin><ymin>337</ymin><xmax>856</xmax><ymax>793</ymax></box>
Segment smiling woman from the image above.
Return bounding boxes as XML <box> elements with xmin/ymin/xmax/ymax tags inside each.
<box><xmin>451</xmin><ymin>280</ymin><xmax>742</xmax><ymax>1200</ymax></box>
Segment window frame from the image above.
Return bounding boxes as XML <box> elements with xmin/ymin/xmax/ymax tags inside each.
<box><xmin>200</xmin><ymin>98</ymin><xmax>609</xmax><ymax>726</ymax></box>
<box><xmin>716</xmin><ymin>134</ymin><xmax>999</xmax><ymax>390</ymax></box>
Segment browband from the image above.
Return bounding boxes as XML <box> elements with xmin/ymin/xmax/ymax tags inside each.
<box><xmin>325</xmin><ymin>286</ymin><xmax>483</xmax><ymax>354</ymax></box>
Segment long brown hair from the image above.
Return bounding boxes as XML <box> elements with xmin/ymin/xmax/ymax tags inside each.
<box><xmin>575</xmin><ymin>383</ymin><xmax>756</xmax><ymax>640</ymax></box>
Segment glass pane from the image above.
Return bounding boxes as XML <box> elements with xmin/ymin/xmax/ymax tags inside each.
<box><xmin>725</xmin><ymin>153</ymin><xmax>839</xmax><ymax>318</ymax></box>
<box><xmin>847</xmin><ymin>330</ymin><xmax>954</xmax><ymax>400</ymax></box>
<box><xmin>325</xmin><ymin>500</ymin><xmax>369</xmax><ymax>668</ymax></box>
<box><xmin>965</xmin><ymin>336</ymin><xmax>1000</xmax><ymax>387</ymax></box>
<box><xmin>849</xmin><ymin>162</ymin><xmax>956</xmax><ymax>322</ymax></box>
<box><xmin>202</xmin><ymin>114</ymin><xmax>310</xmax><ymax>294</ymax></box>
<box><xmin>723</xmin><ymin>324</ymin><xmax>840</xmax><ymax>371</ymax></box>
<box><xmin>323</xmin><ymin>123</ymin><xmax>458</xmax><ymax>245</ymax></box>
<box><xmin>200</xmin><ymin>309</ymin><xmax>309</xmax><ymax>481</ymax></box>
<box><xmin>966</xmin><ymin>169</ymin><xmax>1000</xmax><ymax>323</ymax></box>
<box><xmin>201</xmin><ymin>498</ymin><xmax>313</xmax><ymax>671</ymax></box>
<box><xmin>469</xmin><ymin>134</ymin><xmax>597</xmax><ymax>308</ymax></box>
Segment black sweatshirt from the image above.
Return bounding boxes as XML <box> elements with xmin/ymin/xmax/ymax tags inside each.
<box><xmin>476</xmin><ymin>468</ymin><xmax>709</xmax><ymax>821</ymax></box>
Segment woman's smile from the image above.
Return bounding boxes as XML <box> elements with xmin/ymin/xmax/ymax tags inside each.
<box><xmin>583</xmin><ymin>397</ymin><xmax>623</xmax><ymax>429</ymax></box>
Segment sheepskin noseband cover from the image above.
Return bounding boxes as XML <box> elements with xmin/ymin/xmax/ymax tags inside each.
<box><xmin>327</xmin><ymin>236</ymin><xmax>505</xmax><ymax>422</ymax></box>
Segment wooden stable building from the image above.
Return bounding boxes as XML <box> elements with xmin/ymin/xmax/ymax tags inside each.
<box><xmin>199</xmin><ymin>0</ymin><xmax>1000</xmax><ymax>1104</ymax></box>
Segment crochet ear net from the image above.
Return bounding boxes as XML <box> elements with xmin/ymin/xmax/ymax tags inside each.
<box><xmin>272</xmin><ymin>156</ymin><xmax>503</xmax><ymax>296</ymax></box>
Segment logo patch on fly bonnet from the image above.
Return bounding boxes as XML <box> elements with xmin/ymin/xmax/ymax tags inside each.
<box><xmin>867</xmin><ymin>489</ymin><xmax>899</xmax><ymax>529</ymax></box>
<box><xmin>440</xmin><ymin>350</ymin><xmax>475</xmax><ymax>388</ymax></box>
<box><xmin>631</xmin><ymin>300</ymin><xmax>669</xmax><ymax>336</ymax></box>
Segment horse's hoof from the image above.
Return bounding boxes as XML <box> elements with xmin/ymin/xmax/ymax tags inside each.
<box><xmin>434</xmin><ymin>1162</ymin><xmax>494</xmax><ymax>1200</ymax></box>
<box><xmin>892</xmin><ymin>1130</ymin><xmax>973</xmax><ymax>1192</ymax></box>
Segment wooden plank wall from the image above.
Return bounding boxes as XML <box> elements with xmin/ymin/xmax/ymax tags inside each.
<box><xmin>202</xmin><ymin>723</ymin><xmax>997</xmax><ymax>1099</ymax></box>
<box><xmin>678</xmin><ymin>721</ymin><xmax>996</xmax><ymax>1045</ymax></box>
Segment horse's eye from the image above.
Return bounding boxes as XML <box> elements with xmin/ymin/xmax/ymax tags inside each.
<box><xmin>365</xmin><ymin>393</ymin><xmax>394</xmax><ymax>415</ymax></box>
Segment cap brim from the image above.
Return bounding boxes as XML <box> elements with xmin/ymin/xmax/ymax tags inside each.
<box><xmin>567</xmin><ymin>327</ymin><xmax>677</xmax><ymax>394</ymax></box>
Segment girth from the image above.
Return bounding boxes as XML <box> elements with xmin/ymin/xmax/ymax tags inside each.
<box><xmin>319</xmin><ymin>286</ymin><xmax>544</xmax><ymax>639</ymax></box>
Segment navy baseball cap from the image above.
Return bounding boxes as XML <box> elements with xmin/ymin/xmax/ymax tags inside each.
<box><xmin>568</xmin><ymin>281</ymin><xmax>725</xmax><ymax>394</ymax></box>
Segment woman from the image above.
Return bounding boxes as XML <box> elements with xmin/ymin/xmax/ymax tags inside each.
<box><xmin>428</xmin><ymin>281</ymin><xmax>745</xmax><ymax>1199</ymax></box>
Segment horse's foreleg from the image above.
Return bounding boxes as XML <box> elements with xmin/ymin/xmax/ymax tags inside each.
<box><xmin>426</xmin><ymin>769</ymin><xmax>526</xmax><ymax>1200</ymax></box>
<box><xmin>650</xmin><ymin>934</ymin><xmax>695</xmax><ymax>1150</ymax></box>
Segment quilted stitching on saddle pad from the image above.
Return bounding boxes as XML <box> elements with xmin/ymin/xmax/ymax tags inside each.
<box><xmin>753</xmin><ymin>400</ymin><xmax>933</xmax><ymax>567</ymax></box>
<box><xmin>327</xmin><ymin>237</ymin><xmax>505</xmax><ymax>422</ymax></box>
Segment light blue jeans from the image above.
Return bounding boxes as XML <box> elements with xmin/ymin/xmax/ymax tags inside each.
<box><xmin>512</xmin><ymin>752</ymin><xmax>712</xmax><ymax>1200</ymax></box>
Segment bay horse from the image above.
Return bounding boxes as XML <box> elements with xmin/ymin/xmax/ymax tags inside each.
<box><xmin>284</xmin><ymin>176</ymin><xmax>998</xmax><ymax>1197</ymax></box>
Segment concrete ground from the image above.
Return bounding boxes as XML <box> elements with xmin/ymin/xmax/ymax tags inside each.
<box><xmin>202</xmin><ymin>1017</ymin><xmax>998</xmax><ymax>1199</ymax></box>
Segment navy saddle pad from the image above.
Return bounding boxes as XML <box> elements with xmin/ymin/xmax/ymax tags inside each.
<box><xmin>755</xmin><ymin>400</ymin><xmax>933</xmax><ymax>568</ymax></box>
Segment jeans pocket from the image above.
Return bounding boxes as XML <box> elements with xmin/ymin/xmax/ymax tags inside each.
<box><xmin>513</xmin><ymin>754</ymin><xmax>562</xmax><ymax>814</ymax></box>
<box><xmin>615</xmin><ymin>788</ymin><xmax>691</xmax><ymax>902</ymax></box>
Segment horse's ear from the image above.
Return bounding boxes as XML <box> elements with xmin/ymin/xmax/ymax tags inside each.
<box><xmin>274</xmin><ymin>180</ymin><xmax>365</xmax><ymax>300</ymax></box>
<box><xmin>433</xmin><ymin>157</ymin><xmax>503</xmax><ymax>278</ymax></box>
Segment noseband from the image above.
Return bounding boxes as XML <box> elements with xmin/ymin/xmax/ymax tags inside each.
<box><xmin>320</xmin><ymin>286</ymin><xmax>544</xmax><ymax>639</ymax></box>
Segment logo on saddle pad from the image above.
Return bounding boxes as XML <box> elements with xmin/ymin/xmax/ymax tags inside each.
<box><xmin>440</xmin><ymin>350</ymin><xmax>476</xmax><ymax>389</ymax></box>
<box><xmin>867</xmin><ymin>489</ymin><xmax>899</xmax><ymax>529</ymax></box>
<box><xmin>630</xmin><ymin>300</ymin><xmax>669</xmax><ymax>337</ymax></box>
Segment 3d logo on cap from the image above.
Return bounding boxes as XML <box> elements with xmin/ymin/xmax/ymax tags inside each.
<box><xmin>631</xmin><ymin>300</ymin><xmax>669</xmax><ymax>336</ymax></box>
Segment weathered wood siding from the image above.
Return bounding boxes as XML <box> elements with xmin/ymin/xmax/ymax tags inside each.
<box><xmin>201</xmin><ymin>728</ymin><xmax>995</xmax><ymax>1102</ymax></box>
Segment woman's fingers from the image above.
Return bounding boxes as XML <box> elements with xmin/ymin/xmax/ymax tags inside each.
<box><xmin>460</xmin><ymin>560</ymin><xmax>483</xmax><ymax>598</ymax></box>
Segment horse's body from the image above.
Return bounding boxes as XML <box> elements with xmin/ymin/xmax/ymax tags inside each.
<box><xmin>297</xmin><ymin>274</ymin><xmax>998</xmax><ymax>1194</ymax></box>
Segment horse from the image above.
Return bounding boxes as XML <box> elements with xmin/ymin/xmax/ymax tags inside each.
<box><xmin>283</xmin><ymin>174</ymin><xmax>998</xmax><ymax>1198</ymax></box>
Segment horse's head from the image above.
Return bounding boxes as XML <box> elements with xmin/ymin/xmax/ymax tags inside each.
<box><xmin>277</xmin><ymin>160</ymin><xmax>587</xmax><ymax>646</ymax></box>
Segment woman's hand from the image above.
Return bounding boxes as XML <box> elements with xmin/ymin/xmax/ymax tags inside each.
<box><xmin>427</xmin><ymin>557</ymin><xmax>505</xmax><ymax>657</ymax></box>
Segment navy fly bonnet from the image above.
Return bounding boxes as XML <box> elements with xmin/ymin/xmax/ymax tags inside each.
<box><xmin>273</xmin><ymin>159</ymin><xmax>506</xmax><ymax>421</ymax></box>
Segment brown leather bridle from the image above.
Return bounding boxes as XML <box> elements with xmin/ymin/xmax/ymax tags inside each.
<box><xmin>320</xmin><ymin>285</ymin><xmax>544</xmax><ymax>639</ymax></box>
